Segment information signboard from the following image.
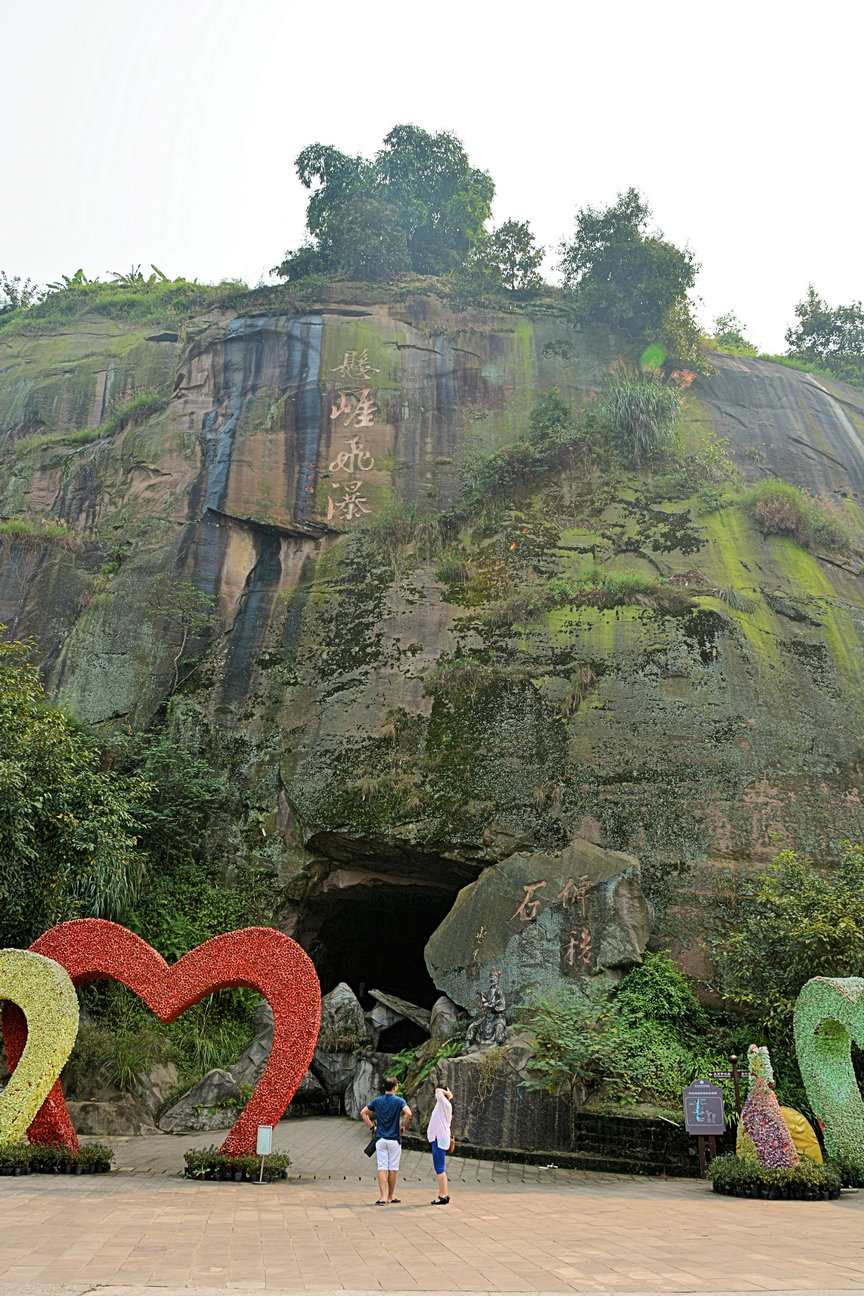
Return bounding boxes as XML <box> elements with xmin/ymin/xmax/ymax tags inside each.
<box><xmin>683</xmin><ymin>1080</ymin><xmax>726</xmax><ymax>1135</ymax></box>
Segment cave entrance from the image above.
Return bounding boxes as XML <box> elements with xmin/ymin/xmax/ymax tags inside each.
<box><xmin>295</xmin><ymin>864</ymin><xmax>468</xmax><ymax>1012</ymax></box>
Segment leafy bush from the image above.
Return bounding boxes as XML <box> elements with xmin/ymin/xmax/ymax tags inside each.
<box><xmin>743</xmin><ymin>478</ymin><xmax>855</xmax><ymax>555</ymax></box>
<box><xmin>614</xmin><ymin>952</ymin><xmax>708</xmax><ymax>1039</ymax></box>
<box><xmin>708</xmin><ymin>1153</ymin><xmax>840</xmax><ymax>1200</ymax></box>
<box><xmin>592</xmin><ymin>370</ymin><xmax>682</xmax><ymax>463</ymax></box>
<box><xmin>0</xmin><ymin>1144</ymin><xmax>32</xmax><ymax>1171</ymax></box>
<box><xmin>520</xmin><ymin>985</ymin><xmax>623</xmax><ymax>1104</ymax></box>
<box><xmin>520</xmin><ymin>955</ymin><xmax>737</xmax><ymax>1111</ymax></box>
<box><xmin>713</xmin><ymin>843</ymin><xmax>864</xmax><ymax>1107</ymax></box>
<box><xmin>784</xmin><ymin>285</ymin><xmax>864</xmax><ymax>387</ymax></box>
<box><xmin>460</xmin><ymin>389</ymin><xmax>580</xmax><ymax>500</ymax></box>
<box><xmin>1</xmin><ymin>1143</ymin><xmax>114</xmax><ymax>1174</ymax></box>
<box><xmin>826</xmin><ymin>1155</ymin><xmax>864</xmax><ymax>1188</ymax></box>
<box><xmin>0</xmin><ymin>632</ymin><xmax>146</xmax><ymax>947</ymax></box>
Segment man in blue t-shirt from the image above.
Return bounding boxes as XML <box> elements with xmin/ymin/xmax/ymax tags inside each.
<box><xmin>362</xmin><ymin>1076</ymin><xmax>412</xmax><ymax>1204</ymax></box>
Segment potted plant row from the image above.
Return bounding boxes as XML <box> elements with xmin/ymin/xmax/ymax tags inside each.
<box><xmin>183</xmin><ymin>1146</ymin><xmax>292</xmax><ymax>1183</ymax></box>
<box><xmin>0</xmin><ymin>1143</ymin><xmax>114</xmax><ymax>1175</ymax></box>
<box><xmin>708</xmin><ymin>1153</ymin><xmax>843</xmax><ymax>1200</ymax></box>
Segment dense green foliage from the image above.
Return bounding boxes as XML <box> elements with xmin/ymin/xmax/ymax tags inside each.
<box><xmin>712</xmin><ymin>311</ymin><xmax>758</xmax><ymax>356</ymax></box>
<box><xmin>713</xmin><ymin>844</ymin><xmax>864</xmax><ymax>1110</ymax></box>
<box><xmin>785</xmin><ymin>285</ymin><xmax>864</xmax><ymax>386</ymax></box>
<box><xmin>464</xmin><ymin>219</ymin><xmax>544</xmax><ymax>296</ymax></box>
<box><xmin>0</xmin><ymin>271</ymin><xmax>43</xmax><ymax>313</ymax></box>
<box><xmin>275</xmin><ymin>125</ymin><xmax>494</xmax><ymax>281</ymax></box>
<box><xmin>520</xmin><ymin>954</ymin><xmax>738</xmax><ymax>1110</ymax></box>
<box><xmin>558</xmin><ymin>188</ymin><xmax>701</xmax><ymax>365</ymax></box>
<box><xmin>0</xmin><ymin>630</ymin><xmax>277</xmax><ymax>1087</ymax></box>
<box><xmin>715</xmin><ymin>845</ymin><xmax>864</xmax><ymax>1037</ymax></box>
<box><xmin>0</xmin><ymin>272</ymin><xmax>243</xmax><ymax>338</ymax></box>
<box><xmin>0</xmin><ymin>634</ymin><xmax>145</xmax><ymax>947</ymax></box>
<box><xmin>742</xmin><ymin>478</ymin><xmax>855</xmax><ymax>555</ymax></box>
<box><xmin>80</xmin><ymin>725</ymin><xmax>276</xmax><ymax>1087</ymax></box>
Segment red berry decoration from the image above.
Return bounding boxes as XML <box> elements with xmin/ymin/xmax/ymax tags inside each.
<box><xmin>2</xmin><ymin>920</ymin><xmax>321</xmax><ymax>1155</ymax></box>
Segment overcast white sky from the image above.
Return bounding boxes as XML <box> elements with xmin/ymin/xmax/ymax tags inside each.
<box><xmin>2</xmin><ymin>0</ymin><xmax>862</xmax><ymax>353</ymax></box>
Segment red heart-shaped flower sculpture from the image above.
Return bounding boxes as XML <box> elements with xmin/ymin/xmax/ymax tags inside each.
<box><xmin>1</xmin><ymin>919</ymin><xmax>320</xmax><ymax>1156</ymax></box>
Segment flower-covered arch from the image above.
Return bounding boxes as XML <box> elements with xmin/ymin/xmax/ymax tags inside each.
<box><xmin>0</xmin><ymin>949</ymin><xmax>79</xmax><ymax>1147</ymax></box>
<box><xmin>1</xmin><ymin>920</ymin><xmax>321</xmax><ymax>1156</ymax></box>
<box><xmin>793</xmin><ymin>975</ymin><xmax>864</xmax><ymax>1162</ymax></box>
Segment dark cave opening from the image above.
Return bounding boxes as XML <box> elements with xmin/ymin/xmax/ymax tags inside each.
<box><xmin>296</xmin><ymin>871</ymin><xmax>465</xmax><ymax>1010</ymax></box>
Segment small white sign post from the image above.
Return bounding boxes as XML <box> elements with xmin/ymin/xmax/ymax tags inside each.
<box><xmin>256</xmin><ymin>1125</ymin><xmax>273</xmax><ymax>1184</ymax></box>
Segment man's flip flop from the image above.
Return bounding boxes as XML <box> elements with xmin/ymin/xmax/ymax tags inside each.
<box><xmin>375</xmin><ymin>1199</ymin><xmax>388</xmax><ymax>1205</ymax></box>
<box><xmin>389</xmin><ymin>1197</ymin><xmax>401</xmax><ymax>1203</ymax></box>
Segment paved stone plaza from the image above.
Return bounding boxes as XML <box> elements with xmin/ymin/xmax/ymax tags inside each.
<box><xmin>0</xmin><ymin>1117</ymin><xmax>862</xmax><ymax>1296</ymax></box>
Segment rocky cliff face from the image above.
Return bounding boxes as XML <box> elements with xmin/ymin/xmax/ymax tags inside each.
<box><xmin>2</xmin><ymin>289</ymin><xmax>863</xmax><ymax>1003</ymax></box>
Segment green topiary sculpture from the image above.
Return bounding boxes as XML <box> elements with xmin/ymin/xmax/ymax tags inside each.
<box><xmin>793</xmin><ymin>976</ymin><xmax>864</xmax><ymax>1161</ymax></box>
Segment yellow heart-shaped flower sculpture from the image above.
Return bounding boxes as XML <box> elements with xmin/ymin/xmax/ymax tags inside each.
<box><xmin>0</xmin><ymin>949</ymin><xmax>79</xmax><ymax>1147</ymax></box>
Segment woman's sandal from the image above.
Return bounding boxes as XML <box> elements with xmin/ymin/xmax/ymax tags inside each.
<box><xmin>430</xmin><ymin>1195</ymin><xmax>450</xmax><ymax>1205</ymax></box>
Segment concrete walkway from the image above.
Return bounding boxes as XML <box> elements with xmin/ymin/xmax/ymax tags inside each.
<box><xmin>0</xmin><ymin>1116</ymin><xmax>862</xmax><ymax>1296</ymax></box>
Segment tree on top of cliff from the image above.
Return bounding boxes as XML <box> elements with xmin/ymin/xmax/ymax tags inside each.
<box><xmin>785</xmin><ymin>285</ymin><xmax>864</xmax><ymax>387</ymax></box>
<box><xmin>558</xmin><ymin>188</ymin><xmax>702</xmax><ymax>366</ymax></box>
<box><xmin>0</xmin><ymin>271</ymin><xmax>44</xmax><ymax>313</ymax></box>
<box><xmin>274</xmin><ymin>125</ymin><xmax>494</xmax><ymax>282</ymax></box>
<box><xmin>464</xmin><ymin>219</ymin><xmax>545</xmax><ymax>297</ymax></box>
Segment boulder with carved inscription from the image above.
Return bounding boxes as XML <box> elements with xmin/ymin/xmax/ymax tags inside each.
<box><xmin>424</xmin><ymin>838</ymin><xmax>651</xmax><ymax>1014</ymax></box>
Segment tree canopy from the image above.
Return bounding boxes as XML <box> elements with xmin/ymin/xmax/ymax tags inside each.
<box><xmin>0</xmin><ymin>633</ymin><xmax>145</xmax><ymax>946</ymax></box>
<box><xmin>274</xmin><ymin>125</ymin><xmax>494</xmax><ymax>281</ymax></box>
<box><xmin>467</xmin><ymin>219</ymin><xmax>545</xmax><ymax>296</ymax></box>
<box><xmin>558</xmin><ymin>188</ymin><xmax>700</xmax><ymax>363</ymax></box>
<box><xmin>785</xmin><ymin>285</ymin><xmax>864</xmax><ymax>386</ymax></box>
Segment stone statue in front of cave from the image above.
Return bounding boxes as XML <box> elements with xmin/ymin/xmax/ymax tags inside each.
<box><xmin>465</xmin><ymin>969</ymin><xmax>507</xmax><ymax>1050</ymax></box>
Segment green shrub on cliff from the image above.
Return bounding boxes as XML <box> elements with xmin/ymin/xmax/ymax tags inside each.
<box><xmin>521</xmin><ymin>954</ymin><xmax>732</xmax><ymax>1109</ymax></box>
<box><xmin>591</xmin><ymin>369</ymin><xmax>682</xmax><ymax>463</ymax></box>
<box><xmin>743</xmin><ymin>478</ymin><xmax>855</xmax><ymax>555</ymax></box>
<box><xmin>460</xmin><ymin>388</ymin><xmax>581</xmax><ymax>499</ymax></box>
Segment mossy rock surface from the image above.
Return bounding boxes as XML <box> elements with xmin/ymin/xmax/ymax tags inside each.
<box><xmin>1</xmin><ymin>299</ymin><xmax>864</xmax><ymax>970</ymax></box>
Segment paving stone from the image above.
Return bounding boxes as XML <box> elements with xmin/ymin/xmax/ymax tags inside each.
<box><xmin>0</xmin><ymin>1117</ymin><xmax>862</xmax><ymax>1295</ymax></box>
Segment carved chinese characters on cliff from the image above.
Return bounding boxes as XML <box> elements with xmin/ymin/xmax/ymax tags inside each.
<box><xmin>325</xmin><ymin>349</ymin><xmax>382</xmax><ymax>523</ymax></box>
<box><xmin>424</xmin><ymin>841</ymin><xmax>652</xmax><ymax>1013</ymax></box>
<box><xmin>511</xmin><ymin>874</ymin><xmax>593</xmax><ymax>972</ymax></box>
